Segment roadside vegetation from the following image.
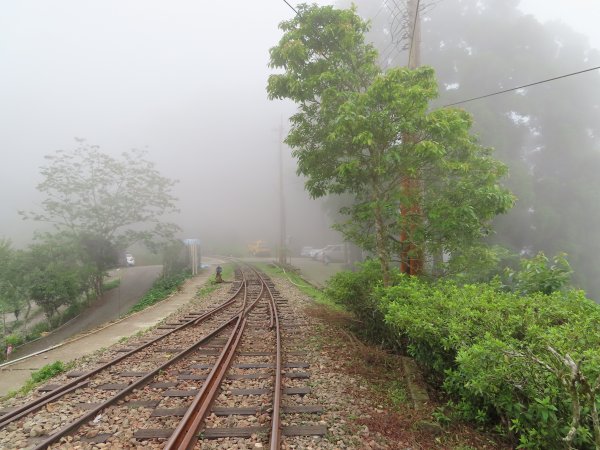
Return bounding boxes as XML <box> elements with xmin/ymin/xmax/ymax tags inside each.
<box><xmin>0</xmin><ymin>144</ymin><xmax>181</xmax><ymax>361</ymax></box>
<box><xmin>128</xmin><ymin>270</ymin><xmax>192</xmax><ymax>314</ymax></box>
<box><xmin>324</xmin><ymin>256</ymin><xmax>600</xmax><ymax>449</ymax></box>
<box><xmin>259</xmin><ymin>263</ymin><xmax>334</xmax><ymax>308</ymax></box>
<box><xmin>3</xmin><ymin>361</ymin><xmax>73</xmax><ymax>400</ymax></box>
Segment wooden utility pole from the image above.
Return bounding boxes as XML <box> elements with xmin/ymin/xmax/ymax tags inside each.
<box><xmin>278</xmin><ymin>119</ymin><xmax>287</xmax><ymax>265</ymax></box>
<box><xmin>407</xmin><ymin>0</ymin><xmax>421</xmax><ymax>69</ymax></box>
<box><xmin>401</xmin><ymin>0</ymin><xmax>423</xmax><ymax>275</ymax></box>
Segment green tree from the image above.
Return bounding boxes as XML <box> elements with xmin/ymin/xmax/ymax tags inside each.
<box><xmin>25</xmin><ymin>233</ymin><xmax>92</xmax><ymax>320</ymax></box>
<box><xmin>0</xmin><ymin>240</ymin><xmax>25</xmax><ymax>335</ymax></box>
<box><xmin>21</xmin><ymin>139</ymin><xmax>180</xmax><ymax>294</ymax></box>
<box><xmin>268</xmin><ymin>4</ymin><xmax>513</xmax><ymax>284</ymax></box>
<box><xmin>355</xmin><ymin>0</ymin><xmax>600</xmax><ymax>296</ymax></box>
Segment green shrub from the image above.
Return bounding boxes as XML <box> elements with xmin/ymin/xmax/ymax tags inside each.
<box><xmin>507</xmin><ymin>252</ymin><xmax>572</xmax><ymax>295</ymax></box>
<box><xmin>4</xmin><ymin>334</ymin><xmax>23</xmax><ymax>346</ymax></box>
<box><xmin>30</xmin><ymin>360</ymin><xmax>66</xmax><ymax>383</ymax></box>
<box><xmin>25</xmin><ymin>321</ymin><xmax>50</xmax><ymax>341</ymax></box>
<box><xmin>381</xmin><ymin>279</ymin><xmax>600</xmax><ymax>448</ymax></box>
<box><xmin>128</xmin><ymin>270</ymin><xmax>191</xmax><ymax>313</ymax></box>
<box><xmin>102</xmin><ymin>278</ymin><xmax>121</xmax><ymax>291</ymax></box>
<box><xmin>325</xmin><ymin>259</ymin><xmax>403</xmax><ymax>347</ymax></box>
<box><xmin>326</xmin><ymin>260</ymin><xmax>600</xmax><ymax>448</ymax></box>
<box><xmin>12</xmin><ymin>360</ymin><xmax>70</xmax><ymax>396</ymax></box>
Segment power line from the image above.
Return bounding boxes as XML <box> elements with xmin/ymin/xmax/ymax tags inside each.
<box><xmin>282</xmin><ymin>0</ymin><xmax>298</xmax><ymax>15</ymax></box>
<box><xmin>443</xmin><ymin>65</ymin><xmax>600</xmax><ymax>107</ymax></box>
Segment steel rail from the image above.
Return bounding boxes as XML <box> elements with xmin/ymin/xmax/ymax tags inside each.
<box><xmin>31</xmin><ymin>312</ymin><xmax>242</xmax><ymax>450</ymax></box>
<box><xmin>257</xmin><ymin>271</ymin><xmax>283</xmax><ymax>450</ymax></box>
<box><xmin>164</xmin><ymin>267</ymin><xmax>267</xmax><ymax>449</ymax></box>
<box><xmin>0</xmin><ymin>277</ymin><xmax>245</xmax><ymax>430</ymax></box>
<box><xmin>163</xmin><ymin>315</ymin><xmax>248</xmax><ymax>450</ymax></box>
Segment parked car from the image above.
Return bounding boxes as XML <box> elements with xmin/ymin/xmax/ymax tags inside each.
<box><xmin>310</xmin><ymin>248</ymin><xmax>324</xmax><ymax>259</ymax></box>
<box><xmin>320</xmin><ymin>244</ymin><xmax>346</xmax><ymax>264</ymax></box>
<box><xmin>300</xmin><ymin>246</ymin><xmax>314</xmax><ymax>257</ymax></box>
<box><xmin>125</xmin><ymin>253</ymin><xmax>135</xmax><ymax>266</ymax></box>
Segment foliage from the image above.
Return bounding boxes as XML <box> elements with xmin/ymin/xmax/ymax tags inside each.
<box><xmin>25</xmin><ymin>233</ymin><xmax>91</xmax><ymax>320</ymax></box>
<box><xmin>325</xmin><ymin>259</ymin><xmax>400</xmax><ymax>344</ymax></box>
<box><xmin>20</xmin><ymin>139</ymin><xmax>180</xmax><ymax>294</ymax></box>
<box><xmin>6</xmin><ymin>361</ymin><xmax>73</xmax><ymax>398</ymax></box>
<box><xmin>358</xmin><ymin>0</ymin><xmax>600</xmax><ymax>298</ymax></box>
<box><xmin>257</xmin><ymin>262</ymin><xmax>334</xmax><ymax>307</ymax></box>
<box><xmin>30</xmin><ymin>360</ymin><xmax>66</xmax><ymax>383</ymax></box>
<box><xmin>267</xmin><ymin>4</ymin><xmax>513</xmax><ymax>284</ymax></box>
<box><xmin>160</xmin><ymin>240</ymin><xmax>188</xmax><ymax>278</ymax></box>
<box><xmin>444</xmin><ymin>244</ymin><xmax>515</xmax><ymax>284</ymax></box>
<box><xmin>0</xmin><ymin>240</ymin><xmax>29</xmax><ymax>326</ymax></box>
<box><xmin>325</xmin><ymin>261</ymin><xmax>600</xmax><ymax>448</ymax></box>
<box><xmin>506</xmin><ymin>252</ymin><xmax>572</xmax><ymax>295</ymax></box>
<box><xmin>382</xmin><ymin>282</ymin><xmax>600</xmax><ymax>448</ymax></box>
<box><xmin>4</xmin><ymin>334</ymin><xmax>23</xmax><ymax>346</ymax></box>
<box><xmin>102</xmin><ymin>278</ymin><xmax>121</xmax><ymax>291</ymax></box>
<box><xmin>128</xmin><ymin>270</ymin><xmax>191</xmax><ymax>314</ymax></box>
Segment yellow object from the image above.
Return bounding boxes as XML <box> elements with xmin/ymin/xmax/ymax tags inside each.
<box><xmin>247</xmin><ymin>240</ymin><xmax>271</xmax><ymax>257</ymax></box>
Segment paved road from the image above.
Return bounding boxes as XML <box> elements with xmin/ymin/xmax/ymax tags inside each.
<box><xmin>11</xmin><ymin>265</ymin><xmax>162</xmax><ymax>359</ymax></box>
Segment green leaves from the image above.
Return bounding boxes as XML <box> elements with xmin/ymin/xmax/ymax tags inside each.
<box><xmin>507</xmin><ymin>252</ymin><xmax>573</xmax><ymax>295</ymax></box>
<box><xmin>268</xmin><ymin>4</ymin><xmax>513</xmax><ymax>283</ymax></box>
<box><xmin>21</xmin><ymin>139</ymin><xmax>180</xmax><ymax>295</ymax></box>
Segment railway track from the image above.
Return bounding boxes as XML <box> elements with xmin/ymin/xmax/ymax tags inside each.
<box><xmin>0</xmin><ymin>263</ymin><xmax>327</xmax><ymax>449</ymax></box>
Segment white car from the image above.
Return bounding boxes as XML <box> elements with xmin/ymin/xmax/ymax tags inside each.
<box><xmin>125</xmin><ymin>253</ymin><xmax>135</xmax><ymax>266</ymax></box>
<box><xmin>310</xmin><ymin>248</ymin><xmax>324</xmax><ymax>259</ymax></box>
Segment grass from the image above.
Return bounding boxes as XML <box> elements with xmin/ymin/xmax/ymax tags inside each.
<box><xmin>196</xmin><ymin>263</ymin><xmax>234</xmax><ymax>297</ymax></box>
<box><xmin>3</xmin><ymin>360</ymin><xmax>74</xmax><ymax>400</ymax></box>
<box><xmin>128</xmin><ymin>269</ymin><xmax>192</xmax><ymax>314</ymax></box>
<box><xmin>256</xmin><ymin>262</ymin><xmax>345</xmax><ymax>310</ymax></box>
<box><xmin>102</xmin><ymin>278</ymin><xmax>121</xmax><ymax>291</ymax></box>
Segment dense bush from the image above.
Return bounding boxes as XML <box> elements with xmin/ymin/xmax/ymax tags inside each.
<box><xmin>325</xmin><ymin>260</ymin><xmax>401</xmax><ymax>346</ymax></box>
<box><xmin>387</xmin><ymin>281</ymin><xmax>600</xmax><ymax>448</ymax></box>
<box><xmin>327</xmin><ymin>261</ymin><xmax>600</xmax><ymax>448</ymax></box>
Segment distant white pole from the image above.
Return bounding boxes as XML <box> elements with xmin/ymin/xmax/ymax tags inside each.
<box><xmin>278</xmin><ymin>118</ymin><xmax>287</xmax><ymax>265</ymax></box>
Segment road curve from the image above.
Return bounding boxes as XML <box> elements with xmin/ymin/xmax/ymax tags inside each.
<box><xmin>11</xmin><ymin>265</ymin><xmax>162</xmax><ymax>359</ymax></box>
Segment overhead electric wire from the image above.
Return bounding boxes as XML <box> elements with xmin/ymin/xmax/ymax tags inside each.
<box><xmin>443</xmin><ymin>65</ymin><xmax>600</xmax><ymax>107</ymax></box>
<box><xmin>282</xmin><ymin>0</ymin><xmax>298</xmax><ymax>14</ymax></box>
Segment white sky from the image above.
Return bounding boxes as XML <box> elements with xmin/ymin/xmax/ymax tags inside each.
<box><xmin>519</xmin><ymin>0</ymin><xmax>600</xmax><ymax>49</ymax></box>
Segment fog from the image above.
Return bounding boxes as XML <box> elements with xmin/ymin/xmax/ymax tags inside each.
<box><xmin>3</xmin><ymin>0</ymin><xmax>600</xmax><ymax>295</ymax></box>
<box><xmin>0</xmin><ymin>0</ymin><xmax>340</xmax><ymax>253</ymax></box>
<box><xmin>346</xmin><ymin>0</ymin><xmax>600</xmax><ymax>296</ymax></box>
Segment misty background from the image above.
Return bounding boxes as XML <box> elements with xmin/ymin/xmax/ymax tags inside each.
<box><xmin>3</xmin><ymin>1</ymin><xmax>600</xmax><ymax>294</ymax></box>
<box><xmin>0</xmin><ymin>0</ymin><xmax>341</xmax><ymax>255</ymax></box>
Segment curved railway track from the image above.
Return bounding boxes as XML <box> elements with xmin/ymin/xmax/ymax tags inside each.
<box><xmin>1</xmin><ymin>263</ymin><xmax>326</xmax><ymax>449</ymax></box>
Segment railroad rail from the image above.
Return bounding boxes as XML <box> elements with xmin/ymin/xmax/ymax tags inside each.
<box><xmin>1</xmin><ymin>263</ymin><xmax>326</xmax><ymax>449</ymax></box>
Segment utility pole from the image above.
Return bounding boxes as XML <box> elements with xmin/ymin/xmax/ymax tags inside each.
<box><xmin>401</xmin><ymin>0</ymin><xmax>423</xmax><ymax>275</ymax></box>
<box><xmin>407</xmin><ymin>0</ymin><xmax>421</xmax><ymax>69</ymax></box>
<box><xmin>278</xmin><ymin>119</ymin><xmax>287</xmax><ymax>265</ymax></box>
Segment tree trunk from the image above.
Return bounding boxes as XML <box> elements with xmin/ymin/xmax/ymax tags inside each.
<box><xmin>23</xmin><ymin>300</ymin><xmax>31</xmax><ymax>334</ymax></box>
<box><xmin>374</xmin><ymin>202</ymin><xmax>391</xmax><ymax>286</ymax></box>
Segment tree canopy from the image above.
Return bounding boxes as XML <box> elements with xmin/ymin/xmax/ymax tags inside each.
<box><xmin>21</xmin><ymin>140</ymin><xmax>180</xmax><ymax>293</ymax></box>
<box><xmin>268</xmin><ymin>4</ymin><xmax>513</xmax><ymax>284</ymax></box>
<box><xmin>355</xmin><ymin>0</ymin><xmax>600</xmax><ymax>297</ymax></box>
